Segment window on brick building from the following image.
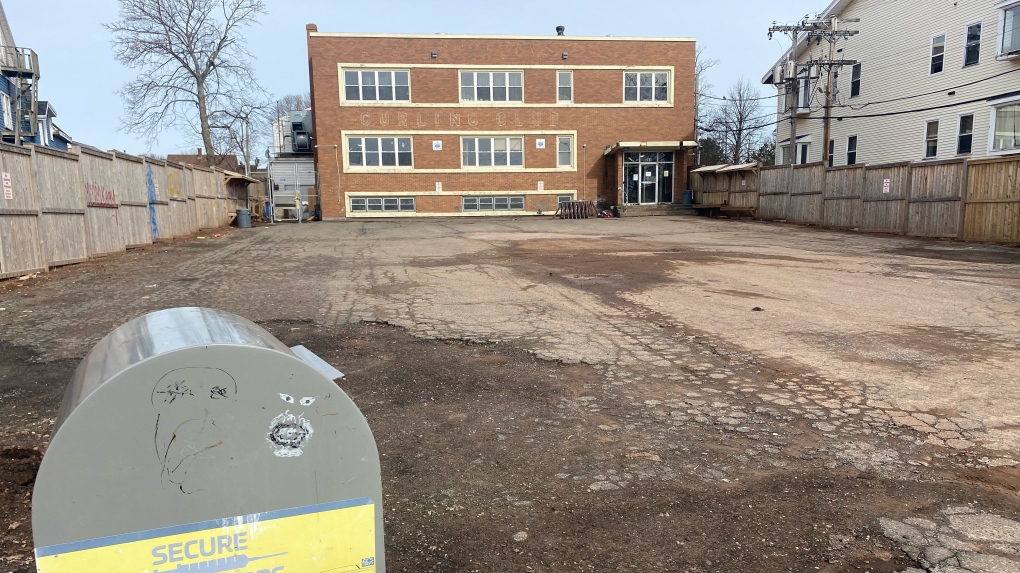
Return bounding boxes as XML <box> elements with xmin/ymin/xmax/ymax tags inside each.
<box><xmin>557</xmin><ymin>136</ymin><xmax>573</xmax><ymax>167</ymax></box>
<box><xmin>348</xmin><ymin>137</ymin><xmax>413</xmax><ymax>167</ymax></box>
<box><xmin>624</xmin><ymin>71</ymin><xmax>669</xmax><ymax>102</ymax></box>
<box><xmin>350</xmin><ymin>197</ymin><xmax>416</xmax><ymax>212</ymax></box>
<box><xmin>460</xmin><ymin>71</ymin><xmax>524</xmax><ymax>102</ymax></box>
<box><xmin>344</xmin><ymin>70</ymin><xmax>410</xmax><ymax>101</ymax></box>
<box><xmin>558</xmin><ymin>71</ymin><xmax>573</xmax><ymax>102</ymax></box>
<box><xmin>461</xmin><ymin>137</ymin><xmax>524</xmax><ymax>167</ymax></box>
<box><xmin>463</xmin><ymin>196</ymin><xmax>525</xmax><ymax>211</ymax></box>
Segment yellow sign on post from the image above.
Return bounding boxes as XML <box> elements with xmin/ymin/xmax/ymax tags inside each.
<box><xmin>35</xmin><ymin>498</ymin><xmax>375</xmax><ymax>573</ymax></box>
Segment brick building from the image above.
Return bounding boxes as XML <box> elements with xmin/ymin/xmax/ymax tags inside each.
<box><xmin>305</xmin><ymin>26</ymin><xmax>697</xmax><ymax>218</ymax></box>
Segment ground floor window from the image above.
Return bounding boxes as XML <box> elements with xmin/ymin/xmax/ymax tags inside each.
<box><xmin>925</xmin><ymin>121</ymin><xmax>940</xmax><ymax>158</ymax></box>
<box><xmin>462</xmin><ymin>196</ymin><xmax>525</xmax><ymax>211</ymax></box>
<box><xmin>350</xmin><ymin>197</ymin><xmax>416</xmax><ymax>212</ymax></box>
<box><xmin>557</xmin><ymin>194</ymin><xmax>573</xmax><ymax>204</ymax></box>
<box><xmin>992</xmin><ymin>103</ymin><xmax>1020</xmax><ymax>152</ymax></box>
<box><xmin>623</xmin><ymin>151</ymin><xmax>674</xmax><ymax>204</ymax></box>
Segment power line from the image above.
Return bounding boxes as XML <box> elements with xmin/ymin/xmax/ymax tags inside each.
<box><xmin>837</xmin><ymin>67</ymin><xmax>1020</xmax><ymax>110</ymax></box>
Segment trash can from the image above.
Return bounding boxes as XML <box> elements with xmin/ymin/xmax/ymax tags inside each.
<box><xmin>264</xmin><ymin>201</ymin><xmax>274</xmax><ymax>223</ymax></box>
<box><xmin>682</xmin><ymin>189</ymin><xmax>693</xmax><ymax>205</ymax></box>
<box><xmin>32</xmin><ymin>307</ymin><xmax>384</xmax><ymax>573</ymax></box>
<box><xmin>235</xmin><ymin>208</ymin><xmax>251</xmax><ymax>228</ymax></box>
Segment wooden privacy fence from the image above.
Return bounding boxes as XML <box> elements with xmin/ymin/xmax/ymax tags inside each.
<box><xmin>696</xmin><ymin>155</ymin><xmax>1019</xmax><ymax>243</ymax></box>
<box><xmin>0</xmin><ymin>142</ymin><xmax>253</xmax><ymax>280</ymax></box>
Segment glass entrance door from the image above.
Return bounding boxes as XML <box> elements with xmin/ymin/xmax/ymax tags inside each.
<box><xmin>623</xmin><ymin>152</ymin><xmax>675</xmax><ymax>205</ymax></box>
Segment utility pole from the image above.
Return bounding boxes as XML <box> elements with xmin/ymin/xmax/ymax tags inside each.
<box><xmin>769</xmin><ymin>16</ymin><xmax>859</xmax><ymax>167</ymax></box>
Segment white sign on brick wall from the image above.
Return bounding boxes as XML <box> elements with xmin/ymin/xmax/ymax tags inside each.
<box><xmin>537</xmin><ymin>181</ymin><xmax>544</xmax><ymax>191</ymax></box>
<box><xmin>435</xmin><ymin>182</ymin><xmax>442</xmax><ymax>192</ymax></box>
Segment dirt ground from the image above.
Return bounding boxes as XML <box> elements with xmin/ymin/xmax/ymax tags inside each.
<box><xmin>1</xmin><ymin>217</ymin><xmax>1019</xmax><ymax>573</ymax></box>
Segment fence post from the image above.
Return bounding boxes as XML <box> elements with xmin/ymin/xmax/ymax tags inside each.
<box><xmin>957</xmin><ymin>159</ymin><xmax>970</xmax><ymax>239</ymax></box>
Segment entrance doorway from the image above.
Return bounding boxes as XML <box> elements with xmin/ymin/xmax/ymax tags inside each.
<box><xmin>623</xmin><ymin>152</ymin><xmax>674</xmax><ymax>205</ymax></box>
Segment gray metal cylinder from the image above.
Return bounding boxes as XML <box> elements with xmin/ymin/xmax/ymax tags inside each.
<box><xmin>33</xmin><ymin>307</ymin><xmax>384</xmax><ymax>572</ymax></box>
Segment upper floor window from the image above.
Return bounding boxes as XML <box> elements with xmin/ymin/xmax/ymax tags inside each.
<box><xmin>557</xmin><ymin>71</ymin><xmax>573</xmax><ymax>102</ymax></box>
<box><xmin>930</xmin><ymin>34</ymin><xmax>946</xmax><ymax>74</ymax></box>
<box><xmin>462</xmin><ymin>137</ymin><xmax>524</xmax><ymax>167</ymax></box>
<box><xmin>850</xmin><ymin>63</ymin><xmax>862</xmax><ymax>98</ymax></box>
<box><xmin>0</xmin><ymin>93</ymin><xmax>11</xmax><ymax>130</ymax></box>
<box><xmin>344</xmin><ymin>70</ymin><xmax>410</xmax><ymax>102</ymax></box>
<box><xmin>846</xmin><ymin>136</ymin><xmax>858</xmax><ymax>165</ymax></box>
<box><xmin>1001</xmin><ymin>2</ymin><xmax>1020</xmax><ymax>57</ymax></box>
<box><xmin>624</xmin><ymin>71</ymin><xmax>669</xmax><ymax>102</ymax></box>
<box><xmin>348</xmin><ymin>136</ymin><xmax>413</xmax><ymax>167</ymax></box>
<box><xmin>827</xmin><ymin>139</ymin><xmax>835</xmax><ymax>167</ymax></box>
<box><xmin>557</xmin><ymin>136</ymin><xmax>573</xmax><ymax>167</ymax></box>
<box><xmin>460</xmin><ymin>72</ymin><xmax>523</xmax><ymax>102</ymax></box>
<box><xmin>965</xmin><ymin>23</ymin><xmax>982</xmax><ymax>66</ymax></box>
<box><xmin>924</xmin><ymin>120</ymin><xmax>940</xmax><ymax>158</ymax></box>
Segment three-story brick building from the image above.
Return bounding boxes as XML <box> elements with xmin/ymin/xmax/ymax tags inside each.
<box><xmin>305</xmin><ymin>25</ymin><xmax>696</xmax><ymax>218</ymax></box>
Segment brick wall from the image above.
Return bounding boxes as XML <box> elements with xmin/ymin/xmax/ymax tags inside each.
<box><xmin>307</xmin><ymin>28</ymin><xmax>696</xmax><ymax>218</ymax></box>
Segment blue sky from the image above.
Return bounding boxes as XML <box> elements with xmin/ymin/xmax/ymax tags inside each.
<box><xmin>5</xmin><ymin>0</ymin><xmax>821</xmax><ymax>155</ymax></box>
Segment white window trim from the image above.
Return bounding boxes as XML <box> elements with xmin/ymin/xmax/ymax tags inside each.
<box><xmin>930</xmin><ymin>33</ymin><xmax>948</xmax><ymax>75</ymax></box>
<box><xmin>622</xmin><ymin>70</ymin><xmax>672</xmax><ymax>104</ymax></box>
<box><xmin>923</xmin><ymin>119</ymin><xmax>940</xmax><ymax>159</ymax></box>
<box><xmin>459</xmin><ymin>71</ymin><xmax>525</xmax><ymax>103</ymax></box>
<box><xmin>996</xmin><ymin>0</ymin><xmax>1020</xmax><ymax>59</ymax></box>
<box><xmin>557</xmin><ymin>70</ymin><xmax>573</xmax><ymax>103</ymax></box>
<box><xmin>340</xmin><ymin>68</ymin><xmax>412</xmax><ymax>104</ymax></box>
<box><xmin>956</xmin><ymin>113</ymin><xmax>975</xmax><ymax>155</ymax></box>
<box><xmin>963</xmin><ymin>21</ymin><xmax>983</xmax><ymax>67</ymax></box>
<box><xmin>987</xmin><ymin>92</ymin><xmax>1020</xmax><ymax>155</ymax></box>
<box><xmin>460</xmin><ymin>136</ymin><xmax>526</xmax><ymax>168</ymax></box>
<box><xmin>797</xmin><ymin>142</ymin><xmax>810</xmax><ymax>165</ymax></box>
<box><xmin>0</xmin><ymin>93</ymin><xmax>10</xmax><ymax>131</ymax></box>
<box><xmin>345</xmin><ymin>135</ymin><xmax>415</xmax><ymax>170</ymax></box>
<box><xmin>846</xmin><ymin>135</ymin><xmax>859</xmax><ymax>165</ymax></box>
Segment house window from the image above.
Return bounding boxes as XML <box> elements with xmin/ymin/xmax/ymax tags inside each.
<box><xmin>348</xmin><ymin>137</ymin><xmax>413</xmax><ymax>167</ymax></box>
<box><xmin>992</xmin><ymin>102</ymin><xmax>1020</xmax><ymax>151</ymax></box>
<box><xmin>462</xmin><ymin>196</ymin><xmax>525</xmax><ymax>211</ymax></box>
<box><xmin>0</xmin><ymin>93</ymin><xmax>10</xmax><ymax>130</ymax></box>
<box><xmin>931</xmin><ymin>34</ymin><xmax>946</xmax><ymax>74</ymax></box>
<box><xmin>557</xmin><ymin>136</ymin><xmax>572</xmax><ymax>167</ymax></box>
<box><xmin>924</xmin><ymin>121</ymin><xmax>940</xmax><ymax>158</ymax></box>
<box><xmin>850</xmin><ymin>63</ymin><xmax>862</xmax><ymax>98</ymax></box>
<box><xmin>965</xmin><ymin>23</ymin><xmax>982</xmax><ymax>66</ymax></box>
<box><xmin>797</xmin><ymin>72</ymin><xmax>812</xmax><ymax>110</ymax></box>
<box><xmin>350</xmin><ymin>197</ymin><xmax>416</xmax><ymax>212</ymax></box>
<box><xmin>827</xmin><ymin>139</ymin><xmax>835</xmax><ymax>167</ymax></box>
<box><xmin>957</xmin><ymin>114</ymin><xmax>974</xmax><ymax>154</ymax></box>
<box><xmin>557</xmin><ymin>71</ymin><xmax>573</xmax><ymax>102</ymax></box>
<box><xmin>344</xmin><ymin>70</ymin><xmax>410</xmax><ymax>101</ymax></box>
<box><xmin>460</xmin><ymin>71</ymin><xmax>523</xmax><ymax>102</ymax></box>
<box><xmin>798</xmin><ymin>143</ymin><xmax>810</xmax><ymax>165</ymax></box>
<box><xmin>461</xmin><ymin>137</ymin><xmax>524</xmax><ymax>167</ymax></box>
<box><xmin>1000</xmin><ymin>2</ymin><xmax>1020</xmax><ymax>56</ymax></box>
<box><xmin>847</xmin><ymin>136</ymin><xmax>858</xmax><ymax>165</ymax></box>
<box><xmin>780</xmin><ymin>145</ymin><xmax>790</xmax><ymax>165</ymax></box>
<box><xmin>624</xmin><ymin>71</ymin><xmax>669</xmax><ymax>102</ymax></box>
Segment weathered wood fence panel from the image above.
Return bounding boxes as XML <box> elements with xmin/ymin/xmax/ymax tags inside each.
<box><xmin>727</xmin><ymin>169</ymin><xmax>759</xmax><ymax>210</ymax></box>
<box><xmin>35</xmin><ymin>147</ymin><xmax>88</xmax><ymax>267</ymax></box>
<box><xmin>702</xmin><ymin>172</ymin><xmax>729</xmax><ymax>207</ymax></box>
<box><xmin>962</xmin><ymin>156</ymin><xmax>1020</xmax><ymax>242</ymax></box>
<box><xmin>861</xmin><ymin>163</ymin><xmax>910</xmax><ymax>234</ymax></box>
<box><xmin>193</xmin><ymin>167</ymin><xmax>220</xmax><ymax>229</ymax></box>
<box><xmin>758</xmin><ymin>166</ymin><xmax>790</xmax><ymax>220</ymax></box>
<box><xmin>145</xmin><ymin>159</ymin><xmax>173</xmax><ymax>241</ymax></box>
<box><xmin>79</xmin><ymin>148</ymin><xmax>125</xmax><ymax>257</ymax></box>
<box><xmin>823</xmin><ymin>165</ymin><xmax>864</xmax><ymax>229</ymax></box>
<box><xmin>114</xmin><ymin>153</ymin><xmax>152</xmax><ymax>248</ymax></box>
<box><xmin>787</xmin><ymin>164</ymin><xmax>825</xmax><ymax>224</ymax></box>
<box><xmin>0</xmin><ymin>145</ymin><xmax>45</xmax><ymax>278</ymax></box>
<box><xmin>908</xmin><ymin>160</ymin><xmax>966</xmax><ymax>238</ymax></box>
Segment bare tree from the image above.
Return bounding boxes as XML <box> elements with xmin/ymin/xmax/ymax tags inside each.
<box><xmin>695</xmin><ymin>46</ymin><xmax>719</xmax><ymax>162</ymax></box>
<box><xmin>107</xmin><ymin>0</ymin><xmax>267</xmax><ymax>166</ymax></box>
<box><xmin>211</xmin><ymin>100</ymin><xmax>272</xmax><ymax>172</ymax></box>
<box><xmin>706</xmin><ymin>79</ymin><xmax>773</xmax><ymax>164</ymax></box>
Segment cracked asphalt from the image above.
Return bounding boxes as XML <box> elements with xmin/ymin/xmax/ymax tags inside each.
<box><xmin>1</xmin><ymin>216</ymin><xmax>1018</xmax><ymax>572</ymax></box>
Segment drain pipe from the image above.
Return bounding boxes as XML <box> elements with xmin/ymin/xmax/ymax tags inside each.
<box><xmin>582</xmin><ymin>143</ymin><xmax>587</xmax><ymax>201</ymax></box>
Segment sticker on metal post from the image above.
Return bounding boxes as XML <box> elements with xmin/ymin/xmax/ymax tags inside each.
<box><xmin>34</xmin><ymin>498</ymin><xmax>376</xmax><ymax>573</ymax></box>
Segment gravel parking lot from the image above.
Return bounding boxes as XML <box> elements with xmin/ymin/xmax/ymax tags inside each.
<box><xmin>1</xmin><ymin>216</ymin><xmax>1018</xmax><ymax>572</ymax></box>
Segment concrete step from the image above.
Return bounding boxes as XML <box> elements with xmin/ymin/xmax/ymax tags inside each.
<box><xmin>618</xmin><ymin>204</ymin><xmax>700</xmax><ymax>217</ymax></box>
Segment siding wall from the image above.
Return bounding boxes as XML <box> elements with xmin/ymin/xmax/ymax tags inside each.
<box><xmin>772</xmin><ymin>0</ymin><xmax>1020</xmax><ymax>166</ymax></box>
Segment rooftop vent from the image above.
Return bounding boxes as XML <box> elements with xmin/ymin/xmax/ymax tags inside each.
<box><xmin>556</xmin><ymin>25</ymin><xmax>565</xmax><ymax>36</ymax></box>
